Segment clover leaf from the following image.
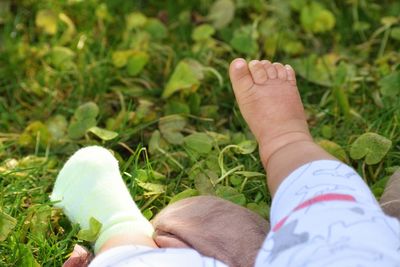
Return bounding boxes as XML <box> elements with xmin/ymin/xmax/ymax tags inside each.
<box><xmin>350</xmin><ymin>133</ymin><xmax>392</xmax><ymax>165</ymax></box>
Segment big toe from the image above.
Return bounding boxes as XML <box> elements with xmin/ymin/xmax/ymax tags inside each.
<box><xmin>229</xmin><ymin>58</ymin><xmax>254</xmax><ymax>93</ymax></box>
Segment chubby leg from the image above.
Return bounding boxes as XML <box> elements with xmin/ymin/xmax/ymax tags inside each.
<box><xmin>229</xmin><ymin>59</ymin><xmax>400</xmax><ymax>266</ymax></box>
<box><xmin>229</xmin><ymin>59</ymin><xmax>336</xmax><ymax>195</ymax></box>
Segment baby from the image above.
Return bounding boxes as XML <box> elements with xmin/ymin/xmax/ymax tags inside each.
<box><xmin>52</xmin><ymin>59</ymin><xmax>400</xmax><ymax>266</ymax></box>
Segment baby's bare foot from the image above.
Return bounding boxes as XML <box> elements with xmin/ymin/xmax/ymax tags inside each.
<box><xmin>229</xmin><ymin>59</ymin><xmax>313</xmax><ymax>165</ymax></box>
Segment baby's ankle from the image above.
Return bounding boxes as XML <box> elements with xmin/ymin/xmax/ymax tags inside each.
<box><xmin>258</xmin><ymin>129</ymin><xmax>313</xmax><ymax>166</ymax></box>
<box><xmin>262</xmin><ymin>138</ymin><xmax>337</xmax><ymax>195</ymax></box>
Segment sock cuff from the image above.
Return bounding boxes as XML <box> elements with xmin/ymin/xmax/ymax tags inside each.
<box><xmin>94</xmin><ymin>218</ymin><xmax>154</xmax><ymax>253</ymax></box>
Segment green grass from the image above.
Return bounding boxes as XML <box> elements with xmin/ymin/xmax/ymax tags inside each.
<box><xmin>0</xmin><ymin>0</ymin><xmax>399</xmax><ymax>265</ymax></box>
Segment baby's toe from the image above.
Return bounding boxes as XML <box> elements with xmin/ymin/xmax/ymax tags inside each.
<box><xmin>285</xmin><ymin>64</ymin><xmax>297</xmax><ymax>85</ymax></box>
<box><xmin>229</xmin><ymin>58</ymin><xmax>255</xmax><ymax>92</ymax></box>
<box><xmin>249</xmin><ymin>60</ymin><xmax>268</xmax><ymax>84</ymax></box>
<box><xmin>273</xmin><ymin>63</ymin><xmax>287</xmax><ymax>80</ymax></box>
<box><xmin>265</xmin><ymin>63</ymin><xmax>278</xmax><ymax>79</ymax></box>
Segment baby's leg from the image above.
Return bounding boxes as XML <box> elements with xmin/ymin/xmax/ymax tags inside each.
<box><xmin>229</xmin><ymin>59</ymin><xmax>400</xmax><ymax>266</ymax></box>
<box><xmin>229</xmin><ymin>59</ymin><xmax>336</xmax><ymax>195</ymax></box>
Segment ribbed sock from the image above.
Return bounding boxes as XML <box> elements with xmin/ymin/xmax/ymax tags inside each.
<box><xmin>50</xmin><ymin>146</ymin><xmax>154</xmax><ymax>253</ymax></box>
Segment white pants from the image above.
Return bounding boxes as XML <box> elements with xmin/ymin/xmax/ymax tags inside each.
<box><xmin>90</xmin><ymin>160</ymin><xmax>400</xmax><ymax>267</ymax></box>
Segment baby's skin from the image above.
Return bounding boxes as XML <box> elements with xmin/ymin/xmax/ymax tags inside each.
<box><xmin>229</xmin><ymin>59</ymin><xmax>336</xmax><ymax>195</ymax></box>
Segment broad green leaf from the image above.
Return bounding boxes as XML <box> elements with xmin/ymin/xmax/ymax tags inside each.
<box><xmin>162</xmin><ymin>61</ymin><xmax>200</xmax><ymax>99</ymax></box>
<box><xmin>150</xmin><ymin>170</ymin><xmax>166</xmax><ymax>180</ymax></box>
<box><xmin>317</xmin><ymin>139</ymin><xmax>349</xmax><ymax>163</ymax></box>
<box><xmin>282</xmin><ymin>40</ymin><xmax>305</xmax><ymax>55</ymax></box>
<box><xmin>68</xmin><ymin>118</ymin><xmax>97</xmax><ymax>139</ymax></box>
<box><xmin>126</xmin><ymin>12</ymin><xmax>147</xmax><ymax>30</ymax></box>
<box><xmin>192</xmin><ymin>24</ymin><xmax>215</xmax><ymax>41</ymax></box>
<box><xmin>230</xmin><ymin>27</ymin><xmax>258</xmax><ymax>56</ymax></box>
<box><xmin>135</xmin><ymin>169</ymin><xmax>149</xmax><ymax>182</ymax></box>
<box><xmin>169</xmin><ymin>189</ymin><xmax>199</xmax><ymax>204</ymax></box>
<box><xmin>95</xmin><ymin>3</ymin><xmax>111</xmax><ymax>21</ymax></box>
<box><xmin>142</xmin><ymin>208</ymin><xmax>153</xmax><ymax>220</ymax></box>
<box><xmin>208</xmin><ymin>0</ymin><xmax>235</xmax><ymax>29</ymax></box>
<box><xmin>164</xmin><ymin>100</ymin><xmax>190</xmax><ymax>115</ymax></box>
<box><xmin>205</xmin><ymin>153</ymin><xmax>221</xmax><ymax>174</ymax></box>
<box><xmin>289</xmin><ymin>0</ymin><xmax>308</xmax><ymax>11</ymax></box>
<box><xmin>112</xmin><ymin>50</ymin><xmax>134</xmax><ymax>68</ymax></box>
<box><xmin>127</xmin><ymin>52</ymin><xmax>149</xmax><ymax>76</ymax></box>
<box><xmin>47</xmin><ymin>46</ymin><xmax>76</xmax><ymax>70</ymax></box>
<box><xmin>68</xmin><ymin>102</ymin><xmax>99</xmax><ymax>139</ymax></box>
<box><xmin>205</xmin><ymin>169</ymin><xmax>219</xmax><ymax>185</ymax></box>
<box><xmin>289</xmin><ymin>54</ymin><xmax>338</xmax><ymax>86</ymax></box>
<box><xmin>88</xmin><ymin>126</ymin><xmax>118</xmax><ymax>141</ymax></box>
<box><xmin>135</xmin><ymin>169</ymin><xmax>165</xmax><ymax>182</ymax></box>
<box><xmin>75</xmin><ymin>102</ymin><xmax>99</xmax><ymax>120</ymax></box>
<box><xmin>183</xmin><ymin>132</ymin><xmax>213</xmax><ymax>154</ymax></box>
<box><xmin>144</xmin><ymin>18</ymin><xmax>167</xmax><ymax>40</ymax></box>
<box><xmin>137</xmin><ymin>181</ymin><xmax>165</xmax><ymax>195</ymax></box>
<box><xmin>350</xmin><ymin>133</ymin><xmax>392</xmax><ymax>165</ymax></box>
<box><xmin>207</xmin><ymin>131</ymin><xmax>230</xmax><ymax>145</ymax></box>
<box><xmin>35</xmin><ymin>9</ymin><xmax>58</xmax><ymax>35</ymax></box>
<box><xmin>185</xmin><ymin>59</ymin><xmax>205</xmax><ymax>80</ymax></box>
<box><xmin>0</xmin><ymin>210</ymin><xmax>16</xmax><ymax>241</ymax></box>
<box><xmin>379</xmin><ymin>71</ymin><xmax>400</xmax><ymax>97</ymax></box>
<box><xmin>129</xmin><ymin>31</ymin><xmax>150</xmax><ymax>50</ymax></box>
<box><xmin>216</xmin><ymin>185</ymin><xmax>246</xmax><ymax>206</ymax></box>
<box><xmin>77</xmin><ymin>217</ymin><xmax>102</xmax><ymax>242</ymax></box>
<box><xmin>230</xmin><ymin>175</ymin><xmax>244</xmax><ymax>186</ymax></box>
<box><xmin>321</xmin><ymin>125</ymin><xmax>333</xmax><ymax>139</ymax></box>
<box><xmin>159</xmin><ymin>115</ymin><xmax>187</xmax><ymax>145</ymax></box>
<box><xmin>149</xmin><ymin>130</ymin><xmax>162</xmax><ymax>154</ymax></box>
<box><xmin>18</xmin><ymin>121</ymin><xmax>52</xmax><ymax>148</ymax></box>
<box><xmin>194</xmin><ymin>172</ymin><xmax>215</xmax><ymax>195</ymax></box>
<box><xmin>235</xmin><ymin>140</ymin><xmax>257</xmax><ymax>154</ymax></box>
<box><xmin>300</xmin><ymin>3</ymin><xmax>335</xmax><ymax>33</ymax></box>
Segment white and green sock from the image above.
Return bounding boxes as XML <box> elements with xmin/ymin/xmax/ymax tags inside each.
<box><xmin>50</xmin><ymin>146</ymin><xmax>154</xmax><ymax>253</ymax></box>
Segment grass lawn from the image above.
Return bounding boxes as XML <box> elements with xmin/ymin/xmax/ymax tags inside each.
<box><xmin>0</xmin><ymin>0</ymin><xmax>399</xmax><ymax>265</ymax></box>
